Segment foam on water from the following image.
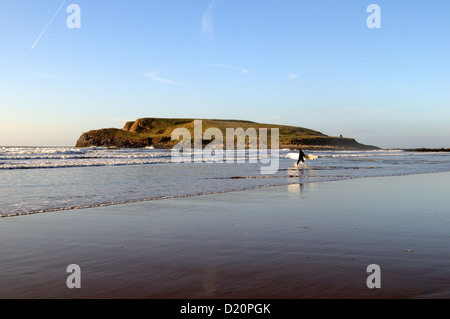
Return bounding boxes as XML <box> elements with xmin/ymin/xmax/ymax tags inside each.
<box><xmin>0</xmin><ymin>147</ymin><xmax>173</xmax><ymax>169</ymax></box>
<box><xmin>1</xmin><ymin>147</ymin><xmax>450</xmax><ymax>217</ymax></box>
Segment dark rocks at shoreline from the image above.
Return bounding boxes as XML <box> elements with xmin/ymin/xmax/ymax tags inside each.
<box><xmin>403</xmin><ymin>148</ymin><xmax>450</xmax><ymax>152</ymax></box>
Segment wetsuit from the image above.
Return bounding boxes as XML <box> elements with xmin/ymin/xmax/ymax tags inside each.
<box><xmin>297</xmin><ymin>149</ymin><xmax>306</xmax><ymax>166</ymax></box>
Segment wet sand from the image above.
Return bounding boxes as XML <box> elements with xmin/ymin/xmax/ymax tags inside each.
<box><xmin>0</xmin><ymin>172</ymin><xmax>449</xmax><ymax>299</ymax></box>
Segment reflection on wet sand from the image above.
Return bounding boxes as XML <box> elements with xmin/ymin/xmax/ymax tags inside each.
<box><xmin>1</xmin><ymin>173</ymin><xmax>450</xmax><ymax>298</ymax></box>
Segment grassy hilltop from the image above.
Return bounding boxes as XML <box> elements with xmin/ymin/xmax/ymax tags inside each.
<box><xmin>75</xmin><ymin>118</ymin><xmax>379</xmax><ymax>150</ymax></box>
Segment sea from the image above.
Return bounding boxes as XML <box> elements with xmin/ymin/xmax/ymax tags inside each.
<box><xmin>1</xmin><ymin>146</ymin><xmax>450</xmax><ymax>218</ymax></box>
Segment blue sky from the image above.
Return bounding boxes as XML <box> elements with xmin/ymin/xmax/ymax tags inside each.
<box><xmin>1</xmin><ymin>0</ymin><xmax>449</xmax><ymax>148</ymax></box>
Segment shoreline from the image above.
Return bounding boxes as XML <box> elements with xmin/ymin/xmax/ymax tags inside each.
<box><xmin>2</xmin><ymin>169</ymin><xmax>450</xmax><ymax>219</ymax></box>
<box><xmin>1</xmin><ymin>172</ymin><xmax>450</xmax><ymax>298</ymax></box>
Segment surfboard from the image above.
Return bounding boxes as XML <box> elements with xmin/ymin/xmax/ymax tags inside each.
<box><xmin>287</xmin><ymin>152</ymin><xmax>318</xmax><ymax>160</ymax></box>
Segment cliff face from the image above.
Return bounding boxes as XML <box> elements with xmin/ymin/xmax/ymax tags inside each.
<box><xmin>75</xmin><ymin>118</ymin><xmax>379</xmax><ymax>150</ymax></box>
<box><xmin>76</xmin><ymin>129</ymin><xmax>152</xmax><ymax>148</ymax></box>
<box><xmin>75</xmin><ymin>128</ymin><xmax>174</xmax><ymax>148</ymax></box>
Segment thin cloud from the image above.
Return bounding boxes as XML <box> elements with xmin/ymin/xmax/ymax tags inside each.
<box><xmin>209</xmin><ymin>63</ymin><xmax>249</xmax><ymax>74</ymax></box>
<box><xmin>143</xmin><ymin>71</ymin><xmax>180</xmax><ymax>84</ymax></box>
<box><xmin>288</xmin><ymin>73</ymin><xmax>299</xmax><ymax>80</ymax></box>
<box><xmin>202</xmin><ymin>1</ymin><xmax>215</xmax><ymax>39</ymax></box>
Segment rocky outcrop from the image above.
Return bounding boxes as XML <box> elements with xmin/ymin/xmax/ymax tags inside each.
<box><xmin>403</xmin><ymin>148</ymin><xmax>450</xmax><ymax>152</ymax></box>
<box><xmin>75</xmin><ymin>127</ymin><xmax>175</xmax><ymax>148</ymax></box>
<box><xmin>75</xmin><ymin>129</ymin><xmax>150</xmax><ymax>148</ymax></box>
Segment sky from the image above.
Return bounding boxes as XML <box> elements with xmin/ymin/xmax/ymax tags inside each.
<box><xmin>1</xmin><ymin>0</ymin><xmax>449</xmax><ymax>148</ymax></box>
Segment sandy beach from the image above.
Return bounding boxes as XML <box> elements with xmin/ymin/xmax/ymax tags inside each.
<box><xmin>1</xmin><ymin>172</ymin><xmax>449</xmax><ymax>299</ymax></box>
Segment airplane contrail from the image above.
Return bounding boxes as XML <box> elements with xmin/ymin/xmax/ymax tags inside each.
<box><xmin>31</xmin><ymin>0</ymin><xmax>67</xmax><ymax>50</ymax></box>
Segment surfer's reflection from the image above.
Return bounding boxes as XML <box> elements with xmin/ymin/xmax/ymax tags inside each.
<box><xmin>287</xmin><ymin>183</ymin><xmax>304</xmax><ymax>195</ymax></box>
<box><xmin>287</xmin><ymin>182</ymin><xmax>318</xmax><ymax>198</ymax></box>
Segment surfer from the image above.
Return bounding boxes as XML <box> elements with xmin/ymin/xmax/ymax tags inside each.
<box><xmin>296</xmin><ymin>149</ymin><xmax>306</xmax><ymax>168</ymax></box>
